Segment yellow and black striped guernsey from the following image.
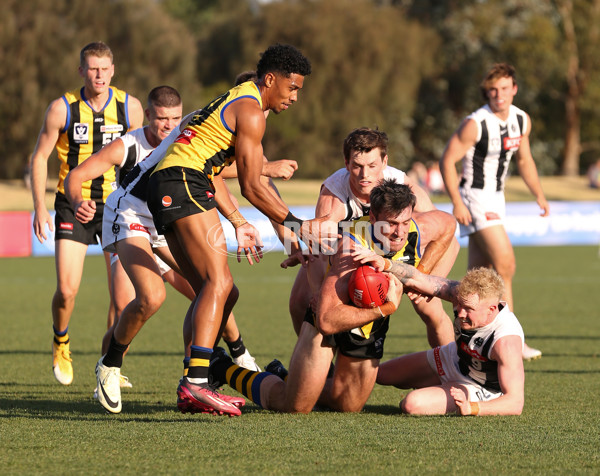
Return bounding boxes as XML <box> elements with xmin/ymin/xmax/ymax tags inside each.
<box><xmin>153</xmin><ymin>81</ymin><xmax>262</xmax><ymax>180</ymax></box>
<box><xmin>55</xmin><ymin>86</ymin><xmax>131</xmax><ymax>202</ymax></box>
<box><xmin>344</xmin><ymin>216</ymin><xmax>422</xmax><ymax>267</ymax></box>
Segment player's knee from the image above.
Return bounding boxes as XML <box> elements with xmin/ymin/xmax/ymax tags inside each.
<box><xmin>285</xmin><ymin>401</ymin><xmax>313</xmax><ymax>414</ymax></box>
<box><xmin>227</xmin><ymin>284</ymin><xmax>239</xmax><ymax>307</ymax></box>
<box><xmin>54</xmin><ymin>286</ymin><xmax>78</xmax><ymax>306</ymax></box>
<box><xmin>495</xmin><ymin>258</ymin><xmax>516</xmax><ymax>279</ymax></box>
<box><xmin>334</xmin><ymin>400</ymin><xmax>365</xmax><ymax>413</ymax></box>
<box><xmin>211</xmin><ymin>271</ymin><xmax>234</xmax><ymax>298</ymax></box>
<box><xmin>401</xmin><ymin>392</ymin><xmax>426</xmax><ymax>415</ymax></box>
<box><xmin>137</xmin><ymin>286</ymin><xmax>166</xmax><ymax>318</ymax></box>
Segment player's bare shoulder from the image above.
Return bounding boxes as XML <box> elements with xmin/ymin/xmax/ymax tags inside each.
<box><xmin>226</xmin><ymin>96</ymin><xmax>266</xmax><ymax>137</ymax></box>
<box><xmin>44</xmin><ymin>96</ymin><xmax>69</xmax><ymax>131</ymax></box>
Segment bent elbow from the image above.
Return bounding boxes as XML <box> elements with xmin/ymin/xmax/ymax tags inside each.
<box><xmin>239</xmin><ymin>181</ymin><xmax>260</xmax><ymax>203</ymax></box>
<box><xmin>315</xmin><ymin>312</ymin><xmax>334</xmax><ymax>336</ymax></box>
<box><xmin>513</xmin><ymin>398</ymin><xmax>524</xmax><ymax>416</ymax></box>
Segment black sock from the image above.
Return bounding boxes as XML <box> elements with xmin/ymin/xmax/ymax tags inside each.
<box><xmin>102</xmin><ymin>334</ymin><xmax>128</xmax><ymax>368</ymax></box>
<box><xmin>188</xmin><ymin>346</ymin><xmax>212</xmax><ymax>380</ymax></box>
<box><xmin>226</xmin><ymin>335</ymin><xmax>246</xmax><ymax>358</ymax></box>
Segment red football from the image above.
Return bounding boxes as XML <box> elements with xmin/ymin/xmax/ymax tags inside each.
<box><xmin>348</xmin><ymin>265</ymin><xmax>389</xmax><ymax>309</ymax></box>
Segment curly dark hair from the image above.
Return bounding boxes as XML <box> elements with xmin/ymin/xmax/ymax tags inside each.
<box><xmin>256</xmin><ymin>44</ymin><xmax>311</xmax><ymax>79</ymax></box>
<box><xmin>369</xmin><ymin>179</ymin><xmax>416</xmax><ymax>218</ymax></box>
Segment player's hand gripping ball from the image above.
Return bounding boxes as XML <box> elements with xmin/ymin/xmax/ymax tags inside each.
<box><xmin>348</xmin><ymin>265</ymin><xmax>389</xmax><ymax>308</ymax></box>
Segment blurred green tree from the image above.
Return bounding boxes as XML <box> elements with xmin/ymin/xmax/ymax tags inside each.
<box><xmin>0</xmin><ymin>0</ymin><xmax>199</xmax><ymax>180</ymax></box>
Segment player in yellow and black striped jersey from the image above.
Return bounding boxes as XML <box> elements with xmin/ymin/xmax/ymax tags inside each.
<box><xmin>56</xmin><ymin>85</ymin><xmax>130</xmax><ymax>202</ymax></box>
<box><xmin>30</xmin><ymin>41</ymin><xmax>143</xmax><ymax>387</ymax></box>
<box><xmin>286</xmin><ymin>127</ymin><xmax>458</xmax><ymax>349</ymax></box>
<box><xmin>209</xmin><ymin>180</ymin><xmax>457</xmax><ymax>413</ymax></box>
<box><xmin>144</xmin><ymin>44</ymin><xmax>342</xmax><ymax>417</ymax></box>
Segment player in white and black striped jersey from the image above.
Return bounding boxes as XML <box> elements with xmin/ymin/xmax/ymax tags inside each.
<box><xmin>439</xmin><ymin>63</ymin><xmax>549</xmax><ymax>361</ymax></box>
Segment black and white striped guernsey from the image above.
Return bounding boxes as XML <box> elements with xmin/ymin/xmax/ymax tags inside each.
<box><xmin>459</xmin><ymin>104</ymin><xmax>527</xmax><ymax>192</ymax></box>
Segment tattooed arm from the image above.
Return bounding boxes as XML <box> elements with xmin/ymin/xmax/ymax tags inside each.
<box><xmin>351</xmin><ymin>246</ymin><xmax>460</xmax><ymax>304</ymax></box>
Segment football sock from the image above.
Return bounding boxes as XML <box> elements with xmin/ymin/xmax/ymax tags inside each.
<box><xmin>182</xmin><ymin>357</ymin><xmax>190</xmax><ymax>377</ymax></box>
<box><xmin>102</xmin><ymin>334</ymin><xmax>128</xmax><ymax>368</ymax></box>
<box><xmin>225</xmin><ymin>334</ymin><xmax>246</xmax><ymax>358</ymax></box>
<box><xmin>187</xmin><ymin>346</ymin><xmax>211</xmax><ymax>383</ymax></box>
<box><xmin>53</xmin><ymin>326</ymin><xmax>69</xmax><ymax>345</ymax></box>
<box><xmin>219</xmin><ymin>363</ymin><xmax>271</xmax><ymax>408</ymax></box>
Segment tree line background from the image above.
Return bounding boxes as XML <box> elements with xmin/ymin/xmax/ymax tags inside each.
<box><xmin>2</xmin><ymin>0</ymin><xmax>599</xmax><ymax>180</ymax></box>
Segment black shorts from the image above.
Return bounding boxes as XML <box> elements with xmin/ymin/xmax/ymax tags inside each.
<box><xmin>304</xmin><ymin>307</ymin><xmax>389</xmax><ymax>360</ymax></box>
<box><xmin>147</xmin><ymin>166</ymin><xmax>217</xmax><ymax>234</ymax></box>
<box><xmin>54</xmin><ymin>192</ymin><xmax>104</xmax><ymax>245</ymax></box>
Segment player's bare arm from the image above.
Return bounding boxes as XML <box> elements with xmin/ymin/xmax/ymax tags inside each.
<box><xmin>233</xmin><ymin>99</ymin><xmax>338</xmax><ymax>253</ymax></box>
<box><xmin>213</xmin><ymin>173</ymin><xmax>263</xmax><ymax>265</ymax></box>
<box><xmin>456</xmin><ymin>335</ymin><xmax>524</xmax><ymax>416</ymax></box>
<box><xmin>126</xmin><ymin>95</ymin><xmax>144</xmax><ymax>131</ymax></box>
<box><xmin>412</xmin><ymin>209</ymin><xmax>457</xmax><ymax>274</ymax></box>
<box><xmin>218</xmin><ymin>157</ymin><xmax>297</xmax><ymax>181</ymax></box>
<box><xmin>439</xmin><ymin>118</ymin><xmax>478</xmax><ymax>225</ymax></box>
<box><xmin>280</xmin><ymin>185</ymin><xmax>347</xmax><ymax>270</ymax></box>
<box><xmin>316</xmin><ymin>237</ymin><xmax>402</xmax><ymax>335</ymax></box>
<box><xmin>314</xmin><ymin>187</ymin><xmax>351</xmax><ymax>222</ymax></box>
<box><xmin>351</xmin><ymin>246</ymin><xmax>459</xmax><ymax>303</ymax></box>
<box><xmin>64</xmin><ymin>137</ymin><xmax>126</xmax><ymax>224</ymax></box>
<box><xmin>514</xmin><ymin>115</ymin><xmax>550</xmax><ymax>217</ymax></box>
<box><xmin>30</xmin><ymin>98</ymin><xmax>67</xmax><ymax>242</ymax></box>
<box><xmin>232</xmin><ymin>98</ymin><xmax>289</xmax><ymax>220</ymax></box>
<box><xmin>262</xmin><ymin>159</ymin><xmax>298</xmax><ymax>180</ymax></box>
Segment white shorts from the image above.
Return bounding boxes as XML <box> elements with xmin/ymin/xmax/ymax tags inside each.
<box><xmin>426</xmin><ymin>341</ymin><xmax>502</xmax><ymax>402</ymax></box>
<box><xmin>458</xmin><ymin>188</ymin><xmax>505</xmax><ymax>237</ymax></box>
<box><xmin>102</xmin><ymin>190</ymin><xmax>165</xmax><ymax>253</ymax></box>
<box><xmin>154</xmin><ymin>253</ymin><xmax>172</xmax><ymax>275</ymax></box>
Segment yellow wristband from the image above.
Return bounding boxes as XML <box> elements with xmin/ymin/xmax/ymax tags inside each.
<box><xmin>470</xmin><ymin>401</ymin><xmax>480</xmax><ymax>416</ymax></box>
<box><xmin>383</xmin><ymin>258</ymin><xmax>392</xmax><ymax>271</ymax></box>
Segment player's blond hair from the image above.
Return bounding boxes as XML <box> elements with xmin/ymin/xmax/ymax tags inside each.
<box><xmin>458</xmin><ymin>267</ymin><xmax>505</xmax><ymax>303</ymax></box>
<box><xmin>80</xmin><ymin>41</ymin><xmax>113</xmax><ymax>67</ymax></box>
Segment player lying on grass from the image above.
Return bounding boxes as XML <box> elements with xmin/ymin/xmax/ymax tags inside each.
<box><xmin>352</xmin><ymin>249</ymin><xmax>525</xmax><ymax>416</ymax></box>
<box><xmin>284</xmin><ymin>127</ymin><xmax>459</xmax><ymax>347</ymax></box>
<box><xmin>210</xmin><ymin>180</ymin><xmax>456</xmax><ymax>413</ymax></box>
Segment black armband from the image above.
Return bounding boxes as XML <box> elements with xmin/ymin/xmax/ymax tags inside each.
<box><xmin>281</xmin><ymin>211</ymin><xmax>304</xmax><ymax>231</ymax></box>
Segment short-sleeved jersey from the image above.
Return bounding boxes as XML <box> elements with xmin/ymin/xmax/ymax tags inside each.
<box><xmin>115</xmin><ymin>127</ymin><xmax>153</xmax><ymax>186</ymax></box>
<box><xmin>341</xmin><ymin>215</ymin><xmax>422</xmax><ymax>339</ymax></box>
<box><xmin>453</xmin><ymin>304</ymin><xmax>524</xmax><ymax>392</ymax></box>
<box><xmin>459</xmin><ymin>104</ymin><xmax>527</xmax><ymax>192</ymax></box>
<box><xmin>55</xmin><ymin>86</ymin><xmax>131</xmax><ymax>202</ymax></box>
<box><xmin>322</xmin><ymin>166</ymin><xmax>406</xmax><ymax>220</ymax></box>
<box><xmin>152</xmin><ymin>81</ymin><xmax>262</xmax><ymax>179</ymax></box>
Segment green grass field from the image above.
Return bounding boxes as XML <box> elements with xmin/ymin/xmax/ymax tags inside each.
<box><xmin>1</xmin><ymin>246</ymin><xmax>599</xmax><ymax>475</ymax></box>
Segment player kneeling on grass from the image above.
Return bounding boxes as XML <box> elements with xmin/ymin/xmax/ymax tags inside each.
<box><xmin>210</xmin><ymin>180</ymin><xmax>456</xmax><ymax>413</ymax></box>
<box><xmin>353</xmin><ymin>248</ymin><xmax>525</xmax><ymax>416</ymax></box>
